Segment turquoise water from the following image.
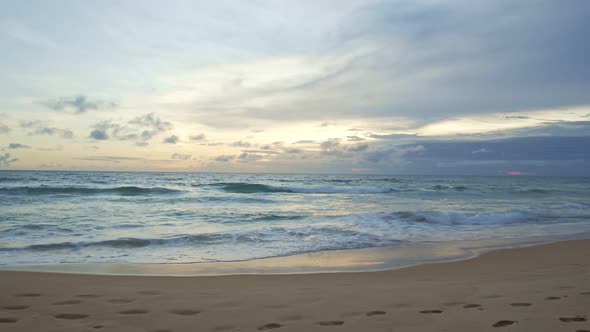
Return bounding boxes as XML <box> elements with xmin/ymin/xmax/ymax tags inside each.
<box><xmin>1</xmin><ymin>171</ymin><xmax>589</xmax><ymax>265</ymax></box>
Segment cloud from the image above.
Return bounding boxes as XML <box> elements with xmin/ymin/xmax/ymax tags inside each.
<box><xmin>363</xmin><ymin>145</ymin><xmax>424</xmax><ymax>163</ymax></box>
<box><xmin>320</xmin><ymin>138</ymin><xmax>343</xmax><ymax>156</ymax></box>
<box><xmin>33</xmin><ymin>127</ymin><xmax>74</xmax><ymax>139</ymax></box>
<box><xmin>163</xmin><ymin>135</ymin><xmax>180</xmax><ymax>144</ymax></box>
<box><xmin>189</xmin><ymin>133</ymin><xmax>206</xmax><ymax>141</ymax></box>
<box><xmin>89</xmin><ymin>113</ymin><xmax>173</xmax><ymax>144</ymax></box>
<box><xmin>241</xmin><ymin>149</ymin><xmax>280</xmax><ymax>154</ymax></box>
<box><xmin>19</xmin><ymin>120</ymin><xmax>74</xmax><ymax>139</ymax></box>
<box><xmin>39</xmin><ymin>95</ymin><xmax>117</xmax><ymax>114</ymax></box>
<box><xmin>89</xmin><ymin>129</ymin><xmax>109</xmax><ymax>140</ymax></box>
<box><xmin>213</xmin><ymin>154</ymin><xmax>235</xmax><ymax>162</ymax></box>
<box><xmin>230</xmin><ymin>140</ymin><xmax>252</xmax><ymax>148</ymax></box>
<box><xmin>347</xmin><ymin>135</ymin><xmax>365</xmax><ymax>141</ymax></box>
<box><xmin>237</xmin><ymin>152</ymin><xmax>263</xmax><ymax>162</ymax></box>
<box><xmin>171</xmin><ymin>153</ymin><xmax>191</xmax><ymax>160</ymax></box>
<box><xmin>0</xmin><ymin>122</ymin><xmax>10</xmax><ymax>134</ymax></box>
<box><xmin>0</xmin><ymin>153</ymin><xmax>18</xmax><ymax>167</ymax></box>
<box><xmin>8</xmin><ymin>143</ymin><xmax>30</xmax><ymax>149</ymax></box>
<box><xmin>73</xmin><ymin>156</ymin><xmax>144</xmax><ymax>163</ymax></box>
<box><xmin>346</xmin><ymin>143</ymin><xmax>368</xmax><ymax>152</ymax></box>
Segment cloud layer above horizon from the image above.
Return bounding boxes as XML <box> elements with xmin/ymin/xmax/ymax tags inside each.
<box><xmin>1</xmin><ymin>0</ymin><xmax>589</xmax><ymax>175</ymax></box>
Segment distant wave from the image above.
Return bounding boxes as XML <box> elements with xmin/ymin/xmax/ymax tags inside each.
<box><xmin>0</xmin><ymin>186</ymin><xmax>183</xmax><ymax>196</ymax></box>
<box><xmin>431</xmin><ymin>185</ymin><xmax>468</xmax><ymax>191</ymax></box>
<box><xmin>212</xmin><ymin>182</ymin><xmax>395</xmax><ymax>194</ymax></box>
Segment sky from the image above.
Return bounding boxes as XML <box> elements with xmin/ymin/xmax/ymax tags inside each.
<box><xmin>1</xmin><ymin>0</ymin><xmax>589</xmax><ymax>175</ymax></box>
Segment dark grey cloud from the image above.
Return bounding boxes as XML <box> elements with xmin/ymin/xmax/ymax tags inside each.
<box><xmin>171</xmin><ymin>153</ymin><xmax>191</xmax><ymax>160</ymax></box>
<box><xmin>0</xmin><ymin>153</ymin><xmax>18</xmax><ymax>167</ymax></box>
<box><xmin>293</xmin><ymin>140</ymin><xmax>316</xmax><ymax>144</ymax></box>
<box><xmin>8</xmin><ymin>143</ymin><xmax>30</xmax><ymax>149</ymax></box>
<box><xmin>39</xmin><ymin>95</ymin><xmax>117</xmax><ymax>114</ymax></box>
<box><xmin>403</xmin><ymin>136</ymin><xmax>590</xmax><ymax>162</ymax></box>
<box><xmin>346</xmin><ymin>135</ymin><xmax>590</xmax><ymax>176</ymax></box>
<box><xmin>207</xmin><ymin>0</ymin><xmax>590</xmax><ymax>126</ymax></box>
<box><xmin>189</xmin><ymin>133</ymin><xmax>206</xmax><ymax>141</ymax></box>
<box><xmin>163</xmin><ymin>135</ymin><xmax>180</xmax><ymax>144</ymax></box>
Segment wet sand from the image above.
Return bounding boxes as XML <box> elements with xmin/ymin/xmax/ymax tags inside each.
<box><xmin>1</xmin><ymin>239</ymin><xmax>589</xmax><ymax>331</ymax></box>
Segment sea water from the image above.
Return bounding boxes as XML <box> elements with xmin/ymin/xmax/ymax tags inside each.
<box><xmin>1</xmin><ymin>171</ymin><xmax>589</xmax><ymax>266</ymax></box>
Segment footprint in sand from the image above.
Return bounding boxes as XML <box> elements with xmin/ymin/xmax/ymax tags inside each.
<box><xmin>318</xmin><ymin>321</ymin><xmax>344</xmax><ymax>326</ymax></box>
<box><xmin>545</xmin><ymin>296</ymin><xmax>561</xmax><ymax>300</ymax></box>
<box><xmin>107</xmin><ymin>298</ymin><xmax>135</xmax><ymax>304</ymax></box>
<box><xmin>55</xmin><ymin>313</ymin><xmax>89</xmax><ymax>320</ymax></box>
<box><xmin>420</xmin><ymin>310</ymin><xmax>443</xmax><ymax>314</ymax></box>
<box><xmin>492</xmin><ymin>320</ymin><xmax>516</xmax><ymax>327</ymax></box>
<box><xmin>14</xmin><ymin>293</ymin><xmax>41</xmax><ymax>297</ymax></box>
<box><xmin>0</xmin><ymin>318</ymin><xmax>18</xmax><ymax>323</ymax></box>
<box><xmin>559</xmin><ymin>316</ymin><xmax>587</xmax><ymax>322</ymax></box>
<box><xmin>510</xmin><ymin>302</ymin><xmax>532</xmax><ymax>307</ymax></box>
<box><xmin>258</xmin><ymin>323</ymin><xmax>283</xmax><ymax>330</ymax></box>
<box><xmin>118</xmin><ymin>309</ymin><xmax>150</xmax><ymax>315</ymax></box>
<box><xmin>53</xmin><ymin>299</ymin><xmax>83</xmax><ymax>305</ymax></box>
<box><xmin>463</xmin><ymin>304</ymin><xmax>482</xmax><ymax>308</ymax></box>
<box><xmin>3</xmin><ymin>305</ymin><xmax>29</xmax><ymax>310</ymax></box>
<box><xmin>169</xmin><ymin>309</ymin><xmax>200</xmax><ymax>316</ymax></box>
<box><xmin>92</xmin><ymin>325</ymin><xmax>103</xmax><ymax>329</ymax></box>
<box><xmin>366</xmin><ymin>311</ymin><xmax>386</xmax><ymax>316</ymax></box>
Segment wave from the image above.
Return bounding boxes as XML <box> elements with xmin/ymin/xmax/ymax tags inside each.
<box><xmin>390</xmin><ymin>210</ymin><xmax>535</xmax><ymax>225</ymax></box>
<box><xmin>0</xmin><ymin>186</ymin><xmax>183</xmax><ymax>196</ymax></box>
<box><xmin>0</xmin><ymin>225</ymin><xmax>398</xmax><ymax>254</ymax></box>
<box><xmin>213</xmin><ymin>182</ymin><xmax>395</xmax><ymax>194</ymax></box>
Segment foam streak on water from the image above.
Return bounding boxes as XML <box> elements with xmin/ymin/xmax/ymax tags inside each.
<box><xmin>0</xmin><ymin>171</ymin><xmax>589</xmax><ymax>265</ymax></box>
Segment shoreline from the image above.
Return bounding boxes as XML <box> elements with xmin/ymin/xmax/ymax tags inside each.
<box><xmin>2</xmin><ymin>232</ymin><xmax>589</xmax><ymax>276</ymax></box>
<box><xmin>1</xmin><ymin>238</ymin><xmax>589</xmax><ymax>331</ymax></box>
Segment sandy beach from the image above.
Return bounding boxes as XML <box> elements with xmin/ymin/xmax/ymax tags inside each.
<box><xmin>0</xmin><ymin>239</ymin><xmax>589</xmax><ymax>332</ymax></box>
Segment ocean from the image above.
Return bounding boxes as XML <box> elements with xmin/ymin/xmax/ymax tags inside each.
<box><xmin>1</xmin><ymin>171</ymin><xmax>589</xmax><ymax>267</ymax></box>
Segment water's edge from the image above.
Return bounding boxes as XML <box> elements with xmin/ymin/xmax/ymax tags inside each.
<box><xmin>2</xmin><ymin>232</ymin><xmax>588</xmax><ymax>277</ymax></box>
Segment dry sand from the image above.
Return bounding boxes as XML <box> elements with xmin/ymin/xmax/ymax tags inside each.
<box><xmin>1</xmin><ymin>239</ymin><xmax>589</xmax><ymax>332</ymax></box>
